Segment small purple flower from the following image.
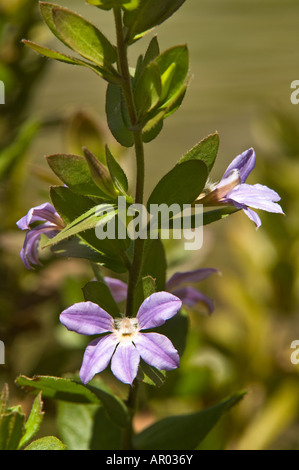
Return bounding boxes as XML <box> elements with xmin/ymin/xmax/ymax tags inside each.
<box><xmin>60</xmin><ymin>292</ymin><xmax>182</xmax><ymax>385</ymax></box>
<box><xmin>197</xmin><ymin>148</ymin><xmax>284</xmax><ymax>228</ymax></box>
<box><xmin>16</xmin><ymin>203</ymin><xmax>64</xmax><ymax>269</ymax></box>
<box><xmin>104</xmin><ymin>267</ymin><xmax>218</xmax><ymax>314</ymax></box>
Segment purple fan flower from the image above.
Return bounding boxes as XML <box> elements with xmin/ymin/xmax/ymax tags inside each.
<box><xmin>60</xmin><ymin>292</ymin><xmax>182</xmax><ymax>385</ymax></box>
<box><xmin>104</xmin><ymin>267</ymin><xmax>219</xmax><ymax>314</ymax></box>
<box><xmin>197</xmin><ymin>148</ymin><xmax>284</xmax><ymax>228</ymax></box>
<box><xmin>16</xmin><ymin>203</ymin><xmax>64</xmax><ymax>269</ymax></box>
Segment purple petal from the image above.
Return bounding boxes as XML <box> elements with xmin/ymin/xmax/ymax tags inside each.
<box><xmin>20</xmin><ymin>224</ymin><xmax>60</xmax><ymax>269</ymax></box>
<box><xmin>60</xmin><ymin>301</ymin><xmax>114</xmax><ymax>335</ymax></box>
<box><xmin>227</xmin><ymin>183</ymin><xmax>284</xmax><ymax>214</ymax></box>
<box><xmin>111</xmin><ymin>341</ymin><xmax>140</xmax><ymax>385</ymax></box>
<box><xmin>137</xmin><ymin>292</ymin><xmax>182</xmax><ymax>330</ymax></box>
<box><xmin>134</xmin><ymin>332</ymin><xmax>179</xmax><ymax>371</ymax></box>
<box><xmin>166</xmin><ymin>268</ymin><xmax>220</xmax><ymax>291</ymax></box>
<box><xmin>104</xmin><ymin>277</ymin><xmax>128</xmax><ymax>303</ymax></box>
<box><xmin>79</xmin><ymin>334</ymin><xmax>118</xmax><ymax>384</ymax></box>
<box><xmin>222</xmin><ymin>148</ymin><xmax>256</xmax><ymax>184</ymax></box>
<box><xmin>16</xmin><ymin>203</ymin><xmax>61</xmax><ymax>230</ymax></box>
<box><xmin>172</xmin><ymin>286</ymin><xmax>215</xmax><ymax>314</ymax></box>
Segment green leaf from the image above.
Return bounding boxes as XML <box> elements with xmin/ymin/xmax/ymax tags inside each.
<box><xmin>124</xmin><ymin>0</ymin><xmax>186</xmax><ymax>43</ymax></box>
<box><xmin>133</xmin><ymin>275</ymin><xmax>156</xmax><ymax>314</ymax></box>
<box><xmin>142</xmin><ymin>110</ymin><xmax>164</xmax><ymax>143</ymax></box>
<box><xmin>106</xmin><ymin>84</ymin><xmax>134</xmax><ymax>147</ymax></box>
<box><xmin>134</xmin><ymin>62</ymin><xmax>162</xmax><ymax>119</ymax></box>
<box><xmin>51</xmin><ymin>6</ymin><xmax>117</xmax><ymax>67</ymax></box>
<box><xmin>154</xmin><ymin>45</ymin><xmax>189</xmax><ymax>108</ymax></box>
<box><xmin>51</xmin><ymin>237</ymin><xmax>108</xmax><ymax>263</ymax></box>
<box><xmin>15</xmin><ymin>375</ymin><xmax>129</xmax><ymax>428</ymax></box>
<box><xmin>18</xmin><ymin>393</ymin><xmax>44</xmax><ymax>449</ymax></box>
<box><xmin>24</xmin><ymin>436</ymin><xmax>66</xmax><ymax>450</ymax></box>
<box><xmin>147</xmin><ymin>160</ymin><xmax>208</xmax><ymax>210</ymax></box>
<box><xmin>50</xmin><ymin>186</ymin><xmax>127</xmax><ymax>273</ymax></box>
<box><xmin>46</xmin><ymin>153</ymin><xmax>109</xmax><ymax>198</ymax></box>
<box><xmin>105</xmin><ymin>146</ymin><xmax>129</xmax><ymax>195</ymax></box>
<box><xmin>0</xmin><ymin>406</ymin><xmax>25</xmax><ymax>450</ymax></box>
<box><xmin>87</xmin><ymin>0</ymin><xmax>139</xmax><ymax>10</ymax></box>
<box><xmin>57</xmin><ymin>402</ymin><xmax>121</xmax><ymax>450</ymax></box>
<box><xmin>43</xmin><ymin>203</ymin><xmax>118</xmax><ymax>248</ymax></box>
<box><xmin>141</xmin><ymin>238</ymin><xmax>166</xmax><ymax>291</ymax></box>
<box><xmin>23</xmin><ymin>40</ymin><xmax>120</xmax><ymax>83</ymax></box>
<box><xmin>83</xmin><ymin>147</ymin><xmax>118</xmax><ymax>198</ymax></box>
<box><xmin>138</xmin><ymin>361</ymin><xmax>166</xmax><ymax>388</ymax></box>
<box><xmin>40</xmin><ymin>2</ymin><xmax>68</xmax><ymax>46</ymax></box>
<box><xmin>134</xmin><ymin>391</ymin><xmax>246</xmax><ymax>450</ymax></box>
<box><xmin>179</xmin><ymin>133</ymin><xmax>220</xmax><ymax>173</ymax></box>
<box><xmin>83</xmin><ymin>280</ymin><xmax>120</xmax><ymax>318</ymax></box>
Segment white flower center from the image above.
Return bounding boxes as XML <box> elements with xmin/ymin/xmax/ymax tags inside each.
<box><xmin>113</xmin><ymin>317</ymin><xmax>139</xmax><ymax>343</ymax></box>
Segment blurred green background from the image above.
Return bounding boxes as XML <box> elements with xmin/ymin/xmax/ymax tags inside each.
<box><xmin>1</xmin><ymin>0</ymin><xmax>299</xmax><ymax>450</ymax></box>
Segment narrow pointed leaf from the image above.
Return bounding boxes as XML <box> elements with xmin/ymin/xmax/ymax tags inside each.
<box><xmin>23</xmin><ymin>40</ymin><xmax>121</xmax><ymax>83</ymax></box>
<box><xmin>18</xmin><ymin>393</ymin><xmax>44</xmax><ymax>449</ymax></box>
<box><xmin>133</xmin><ymin>391</ymin><xmax>246</xmax><ymax>450</ymax></box>
<box><xmin>105</xmin><ymin>146</ymin><xmax>129</xmax><ymax>194</ymax></box>
<box><xmin>43</xmin><ymin>203</ymin><xmax>118</xmax><ymax>248</ymax></box>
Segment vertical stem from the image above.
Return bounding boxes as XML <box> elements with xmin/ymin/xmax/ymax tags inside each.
<box><xmin>113</xmin><ymin>7</ymin><xmax>145</xmax><ymax>450</ymax></box>
<box><xmin>121</xmin><ymin>381</ymin><xmax>139</xmax><ymax>450</ymax></box>
<box><xmin>113</xmin><ymin>7</ymin><xmax>145</xmax><ymax>316</ymax></box>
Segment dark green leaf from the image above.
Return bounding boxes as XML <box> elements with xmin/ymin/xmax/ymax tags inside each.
<box><xmin>124</xmin><ymin>0</ymin><xmax>186</xmax><ymax>43</ymax></box>
<box><xmin>134</xmin><ymin>391</ymin><xmax>246</xmax><ymax>450</ymax></box>
<box><xmin>179</xmin><ymin>133</ymin><xmax>220</xmax><ymax>173</ymax></box>
<box><xmin>24</xmin><ymin>436</ymin><xmax>66</xmax><ymax>450</ymax></box>
<box><xmin>51</xmin><ymin>6</ymin><xmax>117</xmax><ymax>66</ymax></box>
<box><xmin>142</xmin><ymin>238</ymin><xmax>166</xmax><ymax>291</ymax></box>
<box><xmin>15</xmin><ymin>375</ymin><xmax>129</xmax><ymax>428</ymax></box>
<box><xmin>51</xmin><ymin>237</ymin><xmax>108</xmax><ymax>263</ymax></box>
<box><xmin>57</xmin><ymin>402</ymin><xmax>121</xmax><ymax>450</ymax></box>
<box><xmin>147</xmin><ymin>160</ymin><xmax>208</xmax><ymax>210</ymax></box>
<box><xmin>83</xmin><ymin>280</ymin><xmax>120</xmax><ymax>317</ymax></box>
<box><xmin>106</xmin><ymin>84</ymin><xmax>134</xmax><ymax>147</ymax></box>
<box><xmin>133</xmin><ymin>275</ymin><xmax>156</xmax><ymax>314</ymax></box>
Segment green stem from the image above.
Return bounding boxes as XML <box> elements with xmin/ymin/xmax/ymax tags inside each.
<box><xmin>113</xmin><ymin>6</ymin><xmax>145</xmax><ymax>316</ymax></box>
<box><xmin>121</xmin><ymin>381</ymin><xmax>139</xmax><ymax>450</ymax></box>
<box><xmin>113</xmin><ymin>7</ymin><xmax>145</xmax><ymax>450</ymax></box>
